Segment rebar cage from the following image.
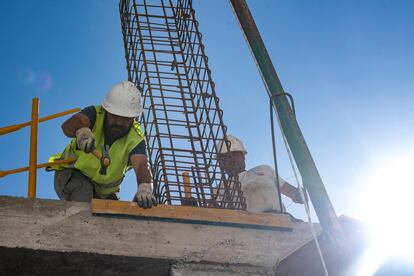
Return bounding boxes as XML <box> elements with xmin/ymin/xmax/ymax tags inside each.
<box><xmin>120</xmin><ymin>0</ymin><xmax>246</xmax><ymax>209</ymax></box>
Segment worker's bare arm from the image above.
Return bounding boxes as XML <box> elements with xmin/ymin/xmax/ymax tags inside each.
<box><xmin>61</xmin><ymin>113</ymin><xmax>91</xmax><ymax>138</ymax></box>
<box><xmin>130</xmin><ymin>154</ymin><xmax>153</xmax><ymax>185</ymax></box>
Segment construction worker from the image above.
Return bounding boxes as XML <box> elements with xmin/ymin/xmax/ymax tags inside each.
<box><xmin>215</xmin><ymin>135</ymin><xmax>305</xmax><ymax>213</ymax></box>
<box><xmin>49</xmin><ymin>81</ymin><xmax>157</xmax><ymax>208</ymax></box>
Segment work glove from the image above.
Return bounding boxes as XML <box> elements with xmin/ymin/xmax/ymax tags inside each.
<box><xmin>293</xmin><ymin>187</ymin><xmax>308</xmax><ymax>204</ymax></box>
<box><xmin>135</xmin><ymin>182</ymin><xmax>158</xmax><ymax>209</ymax></box>
<box><xmin>75</xmin><ymin>127</ymin><xmax>96</xmax><ymax>153</ymax></box>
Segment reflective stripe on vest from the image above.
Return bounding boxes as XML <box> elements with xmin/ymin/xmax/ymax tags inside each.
<box><xmin>49</xmin><ymin>105</ymin><xmax>145</xmax><ymax>197</ymax></box>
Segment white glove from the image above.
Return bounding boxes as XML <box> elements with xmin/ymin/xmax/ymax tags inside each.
<box><xmin>75</xmin><ymin>127</ymin><xmax>96</xmax><ymax>153</ymax></box>
<box><xmin>293</xmin><ymin>187</ymin><xmax>308</xmax><ymax>204</ymax></box>
<box><xmin>135</xmin><ymin>183</ymin><xmax>158</xmax><ymax>209</ymax></box>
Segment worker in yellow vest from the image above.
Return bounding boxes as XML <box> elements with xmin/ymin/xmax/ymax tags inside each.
<box><xmin>49</xmin><ymin>81</ymin><xmax>157</xmax><ymax>208</ymax></box>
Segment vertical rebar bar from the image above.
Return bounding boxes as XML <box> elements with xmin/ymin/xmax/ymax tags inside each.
<box><xmin>119</xmin><ymin>0</ymin><xmax>245</xmax><ymax>209</ymax></box>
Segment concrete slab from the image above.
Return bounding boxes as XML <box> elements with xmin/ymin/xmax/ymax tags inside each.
<box><xmin>0</xmin><ymin>196</ymin><xmax>317</xmax><ymax>274</ymax></box>
<box><xmin>170</xmin><ymin>262</ymin><xmax>273</xmax><ymax>276</ymax></box>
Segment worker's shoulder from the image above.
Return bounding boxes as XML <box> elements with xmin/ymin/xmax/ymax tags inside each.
<box><xmin>248</xmin><ymin>164</ymin><xmax>275</xmax><ymax>174</ymax></box>
<box><xmin>93</xmin><ymin>105</ymin><xmax>103</xmax><ymax>112</ymax></box>
<box><xmin>240</xmin><ymin>165</ymin><xmax>275</xmax><ymax>181</ymax></box>
<box><xmin>80</xmin><ymin>105</ymin><xmax>98</xmax><ymax>114</ymax></box>
<box><xmin>131</xmin><ymin>119</ymin><xmax>145</xmax><ymax>138</ymax></box>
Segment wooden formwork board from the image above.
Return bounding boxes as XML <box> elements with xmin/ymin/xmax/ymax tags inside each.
<box><xmin>92</xmin><ymin>199</ymin><xmax>293</xmax><ymax>231</ymax></box>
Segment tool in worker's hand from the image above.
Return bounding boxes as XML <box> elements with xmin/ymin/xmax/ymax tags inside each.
<box><xmin>1</xmin><ymin>146</ymin><xmax>110</xmax><ymax>178</ymax></box>
<box><xmin>75</xmin><ymin>127</ymin><xmax>96</xmax><ymax>153</ymax></box>
<box><xmin>91</xmin><ymin>145</ymin><xmax>110</xmax><ymax>175</ymax></box>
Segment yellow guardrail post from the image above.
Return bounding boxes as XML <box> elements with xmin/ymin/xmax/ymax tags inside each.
<box><xmin>0</xmin><ymin>99</ymin><xmax>80</xmax><ymax>198</ymax></box>
<box><xmin>28</xmin><ymin>98</ymin><xmax>39</xmax><ymax>199</ymax></box>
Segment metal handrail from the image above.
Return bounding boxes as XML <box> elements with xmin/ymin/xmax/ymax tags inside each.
<box><xmin>0</xmin><ymin>157</ymin><xmax>77</xmax><ymax>178</ymax></box>
<box><xmin>0</xmin><ymin>97</ymin><xmax>80</xmax><ymax>199</ymax></box>
<box><xmin>0</xmin><ymin>107</ymin><xmax>81</xmax><ymax>136</ymax></box>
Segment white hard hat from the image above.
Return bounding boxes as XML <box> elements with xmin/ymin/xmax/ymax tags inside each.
<box><xmin>217</xmin><ymin>135</ymin><xmax>247</xmax><ymax>155</ymax></box>
<box><xmin>102</xmin><ymin>80</ymin><xmax>143</xmax><ymax>117</ymax></box>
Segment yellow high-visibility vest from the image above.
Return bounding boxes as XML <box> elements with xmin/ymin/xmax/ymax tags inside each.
<box><xmin>49</xmin><ymin>105</ymin><xmax>145</xmax><ymax>197</ymax></box>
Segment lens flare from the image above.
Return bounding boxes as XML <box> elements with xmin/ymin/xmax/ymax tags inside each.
<box><xmin>20</xmin><ymin>67</ymin><xmax>53</xmax><ymax>92</ymax></box>
<box><xmin>356</xmin><ymin>148</ymin><xmax>414</xmax><ymax>275</ymax></box>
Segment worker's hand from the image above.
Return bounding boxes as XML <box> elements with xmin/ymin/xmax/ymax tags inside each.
<box><xmin>135</xmin><ymin>182</ymin><xmax>158</xmax><ymax>209</ymax></box>
<box><xmin>75</xmin><ymin>127</ymin><xmax>96</xmax><ymax>153</ymax></box>
<box><xmin>293</xmin><ymin>187</ymin><xmax>308</xmax><ymax>204</ymax></box>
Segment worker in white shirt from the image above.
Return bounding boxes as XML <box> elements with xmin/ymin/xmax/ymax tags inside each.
<box><xmin>215</xmin><ymin>135</ymin><xmax>305</xmax><ymax>213</ymax></box>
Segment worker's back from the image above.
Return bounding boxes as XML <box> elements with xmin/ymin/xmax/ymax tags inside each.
<box><xmin>238</xmin><ymin>165</ymin><xmax>286</xmax><ymax>213</ymax></box>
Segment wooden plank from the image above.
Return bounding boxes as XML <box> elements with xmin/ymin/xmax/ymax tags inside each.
<box><xmin>92</xmin><ymin>199</ymin><xmax>293</xmax><ymax>231</ymax></box>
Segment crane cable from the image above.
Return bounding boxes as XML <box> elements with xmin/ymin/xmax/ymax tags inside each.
<box><xmin>269</xmin><ymin>98</ymin><xmax>329</xmax><ymax>276</ymax></box>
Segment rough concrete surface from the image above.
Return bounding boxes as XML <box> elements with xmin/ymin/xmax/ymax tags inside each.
<box><xmin>0</xmin><ymin>196</ymin><xmax>316</xmax><ymax>275</ymax></box>
<box><xmin>171</xmin><ymin>262</ymin><xmax>274</xmax><ymax>276</ymax></box>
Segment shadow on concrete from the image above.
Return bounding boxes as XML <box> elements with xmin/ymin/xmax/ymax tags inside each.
<box><xmin>0</xmin><ymin>246</ymin><xmax>171</xmax><ymax>276</ymax></box>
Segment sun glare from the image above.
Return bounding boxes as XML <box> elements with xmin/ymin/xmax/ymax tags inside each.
<box><xmin>356</xmin><ymin>148</ymin><xmax>414</xmax><ymax>275</ymax></box>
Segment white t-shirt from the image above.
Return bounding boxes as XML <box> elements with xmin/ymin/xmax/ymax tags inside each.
<box><xmin>238</xmin><ymin>165</ymin><xmax>287</xmax><ymax>213</ymax></box>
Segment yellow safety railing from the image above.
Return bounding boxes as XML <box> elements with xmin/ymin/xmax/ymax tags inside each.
<box><xmin>0</xmin><ymin>97</ymin><xmax>80</xmax><ymax>199</ymax></box>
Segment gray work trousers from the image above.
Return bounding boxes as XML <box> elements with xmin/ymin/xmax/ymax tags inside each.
<box><xmin>54</xmin><ymin>169</ymin><xmax>118</xmax><ymax>202</ymax></box>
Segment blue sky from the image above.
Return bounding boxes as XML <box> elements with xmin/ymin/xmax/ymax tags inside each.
<box><xmin>0</xmin><ymin>0</ymin><xmax>413</xmax><ymax>222</ymax></box>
